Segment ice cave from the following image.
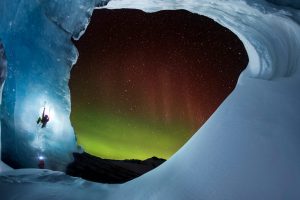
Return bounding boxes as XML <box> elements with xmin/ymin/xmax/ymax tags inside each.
<box><xmin>0</xmin><ymin>0</ymin><xmax>300</xmax><ymax>199</ymax></box>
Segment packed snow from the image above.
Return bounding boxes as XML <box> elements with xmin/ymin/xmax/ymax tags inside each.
<box><xmin>0</xmin><ymin>0</ymin><xmax>300</xmax><ymax>199</ymax></box>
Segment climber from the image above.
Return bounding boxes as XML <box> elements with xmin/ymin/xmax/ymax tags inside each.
<box><xmin>37</xmin><ymin>107</ymin><xmax>50</xmax><ymax>128</ymax></box>
<box><xmin>38</xmin><ymin>156</ymin><xmax>45</xmax><ymax>169</ymax></box>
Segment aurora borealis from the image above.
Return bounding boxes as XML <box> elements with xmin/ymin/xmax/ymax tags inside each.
<box><xmin>70</xmin><ymin>9</ymin><xmax>248</xmax><ymax>160</ymax></box>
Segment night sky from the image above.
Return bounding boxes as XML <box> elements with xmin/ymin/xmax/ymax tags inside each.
<box><xmin>70</xmin><ymin>9</ymin><xmax>248</xmax><ymax>160</ymax></box>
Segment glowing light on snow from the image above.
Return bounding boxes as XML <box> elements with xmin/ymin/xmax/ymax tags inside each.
<box><xmin>38</xmin><ymin>156</ymin><xmax>44</xmax><ymax>160</ymax></box>
<box><xmin>15</xmin><ymin>93</ymin><xmax>74</xmax><ymax>154</ymax></box>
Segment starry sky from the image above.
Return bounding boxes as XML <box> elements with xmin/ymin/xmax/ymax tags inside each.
<box><xmin>70</xmin><ymin>9</ymin><xmax>248</xmax><ymax>160</ymax></box>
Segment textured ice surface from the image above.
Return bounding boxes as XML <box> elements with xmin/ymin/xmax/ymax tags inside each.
<box><xmin>0</xmin><ymin>40</ymin><xmax>7</xmax><ymax>161</ymax></box>
<box><xmin>0</xmin><ymin>41</ymin><xmax>7</xmax><ymax>94</ymax></box>
<box><xmin>0</xmin><ymin>0</ymin><xmax>109</xmax><ymax>170</ymax></box>
<box><xmin>0</xmin><ymin>0</ymin><xmax>300</xmax><ymax>199</ymax></box>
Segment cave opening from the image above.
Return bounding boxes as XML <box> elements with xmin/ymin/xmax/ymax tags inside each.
<box><xmin>68</xmin><ymin>8</ymin><xmax>248</xmax><ymax>183</ymax></box>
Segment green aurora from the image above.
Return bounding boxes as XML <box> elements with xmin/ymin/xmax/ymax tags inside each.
<box><xmin>71</xmin><ymin>104</ymin><xmax>192</xmax><ymax>160</ymax></box>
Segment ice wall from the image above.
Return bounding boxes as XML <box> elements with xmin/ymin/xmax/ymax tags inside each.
<box><xmin>0</xmin><ymin>40</ymin><xmax>7</xmax><ymax>160</ymax></box>
<box><xmin>0</xmin><ymin>0</ymin><xmax>109</xmax><ymax>170</ymax></box>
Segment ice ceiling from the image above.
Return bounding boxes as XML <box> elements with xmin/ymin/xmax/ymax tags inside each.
<box><xmin>0</xmin><ymin>0</ymin><xmax>300</xmax><ymax>199</ymax></box>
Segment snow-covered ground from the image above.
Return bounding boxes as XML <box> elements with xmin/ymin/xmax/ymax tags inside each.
<box><xmin>1</xmin><ymin>0</ymin><xmax>300</xmax><ymax>199</ymax></box>
<box><xmin>0</xmin><ymin>168</ymin><xmax>117</xmax><ymax>200</ymax></box>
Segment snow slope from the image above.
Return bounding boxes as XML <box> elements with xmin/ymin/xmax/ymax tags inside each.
<box><xmin>1</xmin><ymin>0</ymin><xmax>300</xmax><ymax>199</ymax></box>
